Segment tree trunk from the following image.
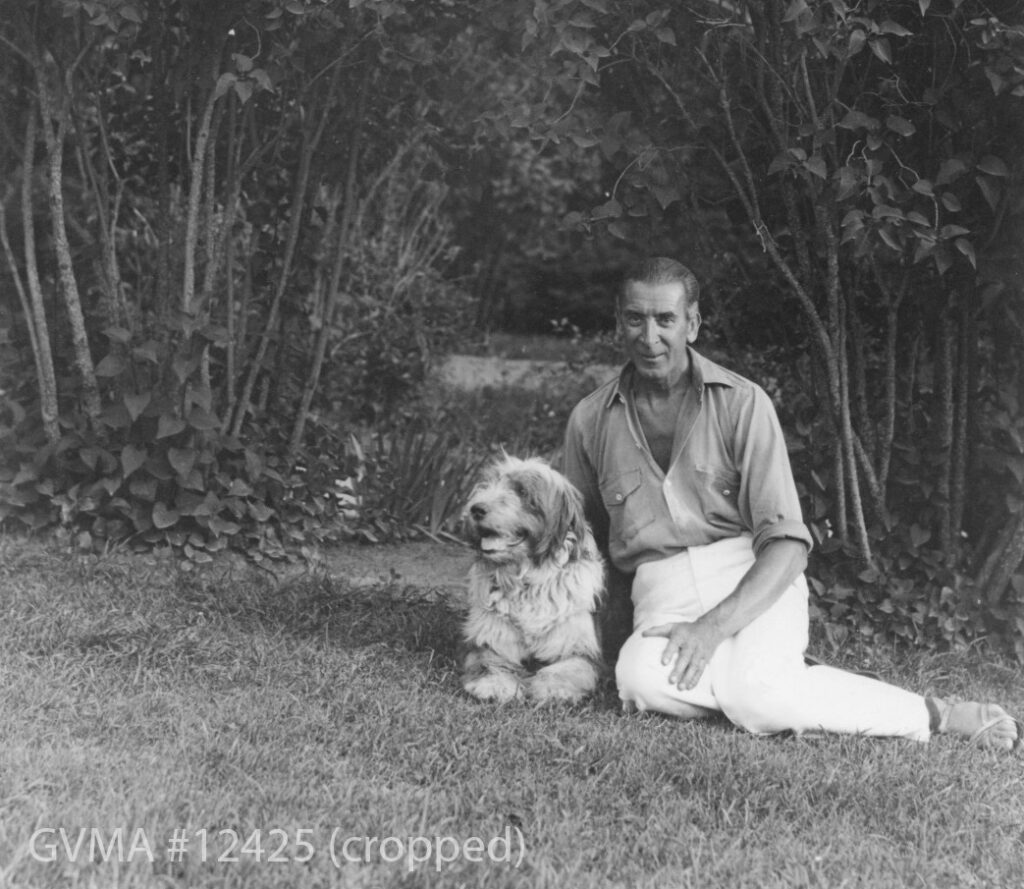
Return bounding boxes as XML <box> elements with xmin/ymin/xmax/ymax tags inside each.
<box><xmin>228</xmin><ymin>138</ymin><xmax>313</xmax><ymax>436</ymax></box>
<box><xmin>815</xmin><ymin>195</ymin><xmax>872</xmax><ymax>562</ymax></box>
<box><xmin>219</xmin><ymin>91</ymin><xmax>241</xmax><ymax>424</ymax></box>
<box><xmin>229</xmin><ymin>67</ymin><xmax>340</xmax><ymax>438</ymax></box>
<box><xmin>153</xmin><ymin>4</ymin><xmax>173</xmax><ymax>328</ymax></box>
<box><xmin>847</xmin><ymin>296</ymin><xmax>875</xmax><ymax>465</ymax></box>
<box><xmin>222</xmin><ymin>247</ymin><xmax>255</xmax><ymax>431</ymax></box>
<box><xmin>11</xmin><ymin>110</ymin><xmax>59</xmax><ymax>442</ymax></box>
<box><xmin>934</xmin><ymin>306</ymin><xmax>955</xmax><ymax>550</ymax></box>
<box><xmin>198</xmin><ymin>93</ymin><xmax>237</xmax><ymax>319</ymax></box>
<box><xmin>35</xmin><ymin>62</ymin><xmax>101</xmax><ymax>423</ymax></box>
<box><xmin>223</xmin><ymin>220</ymin><xmax>238</xmax><ymax>422</ymax></box>
<box><xmin>286</xmin><ymin>125</ymin><xmax>363</xmax><ymax>460</ymax></box>
<box><xmin>70</xmin><ymin>89</ymin><xmax>128</xmax><ymax>328</ymax></box>
<box><xmin>977</xmin><ymin>511</ymin><xmax>1024</xmax><ymax>606</ymax></box>
<box><xmin>949</xmin><ymin>298</ymin><xmax>972</xmax><ymax>555</ymax></box>
<box><xmin>875</xmin><ymin>269</ymin><xmax>906</xmax><ymax>493</ymax></box>
<box><xmin>903</xmin><ymin>321</ymin><xmax>922</xmax><ymax>441</ymax></box>
<box><xmin>833</xmin><ymin>420</ymin><xmax>848</xmax><ymax>545</ymax></box>
<box><xmin>181</xmin><ymin>71</ymin><xmax>220</xmax><ymax>317</ymax></box>
<box><xmin>2</xmin><ymin>160</ymin><xmax>59</xmax><ymax>443</ymax></box>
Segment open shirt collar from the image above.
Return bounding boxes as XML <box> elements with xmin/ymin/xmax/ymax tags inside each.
<box><xmin>605</xmin><ymin>346</ymin><xmax>734</xmax><ymax>409</ymax></box>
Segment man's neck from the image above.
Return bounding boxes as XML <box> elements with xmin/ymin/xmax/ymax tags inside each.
<box><xmin>632</xmin><ymin>367</ymin><xmax>690</xmax><ymax>401</ymax></box>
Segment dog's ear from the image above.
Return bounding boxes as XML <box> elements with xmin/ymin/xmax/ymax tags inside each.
<box><xmin>535</xmin><ymin>471</ymin><xmax>588</xmax><ymax>565</ymax></box>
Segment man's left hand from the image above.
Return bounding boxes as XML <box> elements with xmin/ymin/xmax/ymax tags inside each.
<box><xmin>641</xmin><ymin>619</ymin><xmax>722</xmax><ymax>691</ymax></box>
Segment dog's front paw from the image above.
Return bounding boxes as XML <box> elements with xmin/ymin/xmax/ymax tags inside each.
<box><xmin>464</xmin><ymin>671</ymin><xmax>525</xmax><ymax>703</ymax></box>
<box><xmin>528</xmin><ymin>673</ymin><xmax>587</xmax><ymax>704</ymax></box>
<box><xmin>528</xmin><ymin>659</ymin><xmax>598</xmax><ymax>704</ymax></box>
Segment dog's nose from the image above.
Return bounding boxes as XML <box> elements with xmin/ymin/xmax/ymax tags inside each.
<box><xmin>470</xmin><ymin>504</ymin><xmax>486</xmax><ymax>521</ymax></box>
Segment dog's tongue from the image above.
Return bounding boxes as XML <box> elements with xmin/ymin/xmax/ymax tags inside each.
<box><xmin>479</xmin><ymin>536</ymin><xmax>503</xmax><ymax>552</ymax></box>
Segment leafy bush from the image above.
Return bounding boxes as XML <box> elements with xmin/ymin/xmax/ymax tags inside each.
<box><xmin>780</xmin><ymin>367</ymin><xmax>1024</xmax><ymax>658</ymax></box>
<box><xmin>0</xmin><ymin>408</ymin><xmax>356</xmax><ymax>567</ymax></box>
<box><xmin>324</xmin><ymin>342</ymin><xmax>621</xmax><ymax>543</ymax></box>
<box><xmin>0</xmin><ymin>133</ymin><xmax>474</xmax><ymax>565</ymax></box>
<box><xmin>0</xmin><ymin>317</ymin><xmax>359</xmax><ymax>566</ymax></box>
<box><xmin>692</xmin><ymin>338</ymin><xmax>1023</xmax><ymax>658</ymax></box>
<box><xmin>414</xmin><ymin>376</ymin><xmax>605</xmax><ymax>458</ymax></box>
<box><xmin>318</xmin><ymin>146</ymin><xmax>475</xmax><ymax>426</ymax></box>
<box><xmin>321</xmin><ymin>273</ymin><xmax>473</xmax><ymax>426</ymax></box>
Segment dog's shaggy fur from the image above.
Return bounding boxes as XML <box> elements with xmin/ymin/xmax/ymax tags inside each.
<box><xmin>460</xmin><ymin>455</ymin><xmax>604</xmax><ymax>704</ymax></box>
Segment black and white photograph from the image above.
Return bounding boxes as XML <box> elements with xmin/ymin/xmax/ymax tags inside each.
<box><xmin>1</xmin><ymin>1</ymin><xmax>1023</xmax><ymax>886</ymax></box>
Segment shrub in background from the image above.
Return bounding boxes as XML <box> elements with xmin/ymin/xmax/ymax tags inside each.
<box><xmin>0</xmin><ymin>321</ymin><xmax>356</xmax><ymax>566</ymax></box>
<box><xmin>772</xmin><ymin>353</ymin><xmax>1024</xmax><ymax>660</ymax></box>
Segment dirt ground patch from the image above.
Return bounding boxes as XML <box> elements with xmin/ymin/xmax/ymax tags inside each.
<box><xmin>8</xmin><ymin>537</ymin><xmax>476</xmax><ymax>605</ymax></box>
<box><xmin>435</xmin><ymin>354</ymin><xmax>618</xmax><ymax>390</ymax></box>
<box><xmin>202</xmin><ymin>540</ymin><xmax>474</xmax><ymax>603</ymax></box>
<box><xmin>320</xmin><ymin>539</ymin><xmax>473</xmax><ymax>600</ymax></box>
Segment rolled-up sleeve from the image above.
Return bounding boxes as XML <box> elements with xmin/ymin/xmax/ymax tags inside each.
<box><xmin>733</xmin><ymin>386</ymin><xmax>813</xmax><ymax>556</ymax></box>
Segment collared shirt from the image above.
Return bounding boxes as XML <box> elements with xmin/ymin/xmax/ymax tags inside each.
<box><xmin>557</xmin><ymin>347</ymin><xmax>812</xmax><ymax>574</ymax></box>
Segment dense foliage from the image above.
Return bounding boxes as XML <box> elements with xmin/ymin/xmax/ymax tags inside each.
<box><xmin>489</xmin><ymin>0</ymin><xmax>1024</xmax><ymax>656</ymax></box>
<box><xmin>1</xmin><ymin>0</ymin><xmax>1022</xmax><ymax>654</ymax></box>
<box><xmin>0</xmin><ymin>0</ymin><xmax>476</xmax><ymax>564</ymax></box>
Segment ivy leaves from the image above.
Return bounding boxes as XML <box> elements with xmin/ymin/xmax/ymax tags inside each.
<box><xmin>1</xmin><ymin>315</ymin><xmax>349</xmax><ymax>566</ymax></box>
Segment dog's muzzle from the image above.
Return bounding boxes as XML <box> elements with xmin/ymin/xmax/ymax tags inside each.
<box><xmin>466</xmin><ymin>504</ymin><xmax>525</xmax><ymax>557</ymax></box>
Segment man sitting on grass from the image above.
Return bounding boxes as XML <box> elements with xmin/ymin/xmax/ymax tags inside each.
<box><xmin>559</xmin><ymin>256</ymin><xmax>1019</xmax><ymax>751</ymax></box>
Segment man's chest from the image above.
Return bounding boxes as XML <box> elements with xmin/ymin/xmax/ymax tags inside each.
<box><xmin>634</xmin><ymin>392</ymin><xmax>688</xmax><ymax>474</ymax></box>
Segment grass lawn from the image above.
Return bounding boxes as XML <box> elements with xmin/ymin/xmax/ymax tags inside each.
<box><xmin>1</xmin><ymin>536</ymin><xmax>1023</xmax><ymax>889</ymax></box>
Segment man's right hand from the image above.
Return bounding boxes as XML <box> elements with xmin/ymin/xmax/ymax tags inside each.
<box><xmin>641</xmin><ymin>616</ymin><xmax>724</xmax><ymax>691</ymax></box>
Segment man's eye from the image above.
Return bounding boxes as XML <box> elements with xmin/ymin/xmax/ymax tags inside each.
<box><xmin>657</xmin><ymin>315</ymin><xmax>676</xmax><ymax>326</ymax></box>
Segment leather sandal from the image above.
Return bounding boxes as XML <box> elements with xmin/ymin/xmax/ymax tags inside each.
<box><xmin>967</xmin><ymin>706</ymin><xmax>1022</xmax><ymax>752</ymax></box>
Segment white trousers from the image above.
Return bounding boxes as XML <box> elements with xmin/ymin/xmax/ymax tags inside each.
<box><xmin>616</xmin><ymin>535</ymin><xmax>932</xmax><ymax>742</ymax></box>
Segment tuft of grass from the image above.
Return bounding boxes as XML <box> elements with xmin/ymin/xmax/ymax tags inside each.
<box><xmin>1</xmin><ymin>535</ymin><xmax>1023</xmax><ymax>889</ymax></box>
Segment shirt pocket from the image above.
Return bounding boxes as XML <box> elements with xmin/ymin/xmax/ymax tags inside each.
<box><xmin>694</xmin><ymin>466</ymin><xmax>742</xmax><ymax>527</ymax></box>
<box><xmin>600</xmin><ymin>467</ymin><xmax>655</xmax><ymax>543</ymax></box>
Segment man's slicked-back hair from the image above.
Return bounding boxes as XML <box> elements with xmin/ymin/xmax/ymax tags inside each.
<box><xmin>621</xmin><ymin>257</ymin><xmax>700</xmax><ymax>310</ymax></box>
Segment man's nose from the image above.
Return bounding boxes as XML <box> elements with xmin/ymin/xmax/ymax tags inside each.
<box><xmin>642</xmin><ymin>319</ymin><xmax>658</xmax><ymax>344</ymax></box>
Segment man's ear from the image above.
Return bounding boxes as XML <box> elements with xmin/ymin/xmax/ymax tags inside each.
<box><xmin>686</xmin><ymin>307</ymin><xmax>702</xmax><ymax>343</ymax></box>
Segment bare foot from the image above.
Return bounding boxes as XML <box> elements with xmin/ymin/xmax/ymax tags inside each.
<box><xmin>929</xmin><ymin>698</ymin><xmax>1020</xmax><ymax>752</ymax></box>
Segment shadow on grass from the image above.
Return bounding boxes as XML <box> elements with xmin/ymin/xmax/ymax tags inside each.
<box><xmin>25</xmin><ymin>545</ymin><xmax>1022</xmax><ymax>722</ymax></box>
<box><xmin>16</xmin><ymin>559</ymin><xmax>465</xmax><ymax>685</ymax></box>
<box><xmin>259</xmin><ymin>574</ymin><xmax>465</xmax><ymax>666</ymax></box>
<box><xmin>260</xmin><ymin>575</ymin><xmax>635</xmax><ymax>713</ymax></box>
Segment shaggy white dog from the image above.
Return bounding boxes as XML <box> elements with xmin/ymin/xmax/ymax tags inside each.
<box><xmin>460</xmin><ymin>455</ymin><xmax>605</xmax><ymax>704</ymax></box>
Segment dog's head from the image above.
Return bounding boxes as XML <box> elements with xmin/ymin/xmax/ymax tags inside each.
<box><xmin>463</xmin><ymin>455</ymin><xmax>588</xmax><ymax>566</ymax></box>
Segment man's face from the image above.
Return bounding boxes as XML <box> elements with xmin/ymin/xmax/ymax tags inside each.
<box><xmin>618</xmin><ymin>280</ymin><xmax>700</xmax><ymax>388</ymax></box>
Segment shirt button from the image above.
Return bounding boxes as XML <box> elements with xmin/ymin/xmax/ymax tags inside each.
<box><xmin>723</xmin><ymin>489</ymin><xmax>731</xmax><ymax>496</ymax></box>
<box><xmin>615</xmin><ymin>493</ymin><xmax>624</xmax><ymax>502</ymax></box>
